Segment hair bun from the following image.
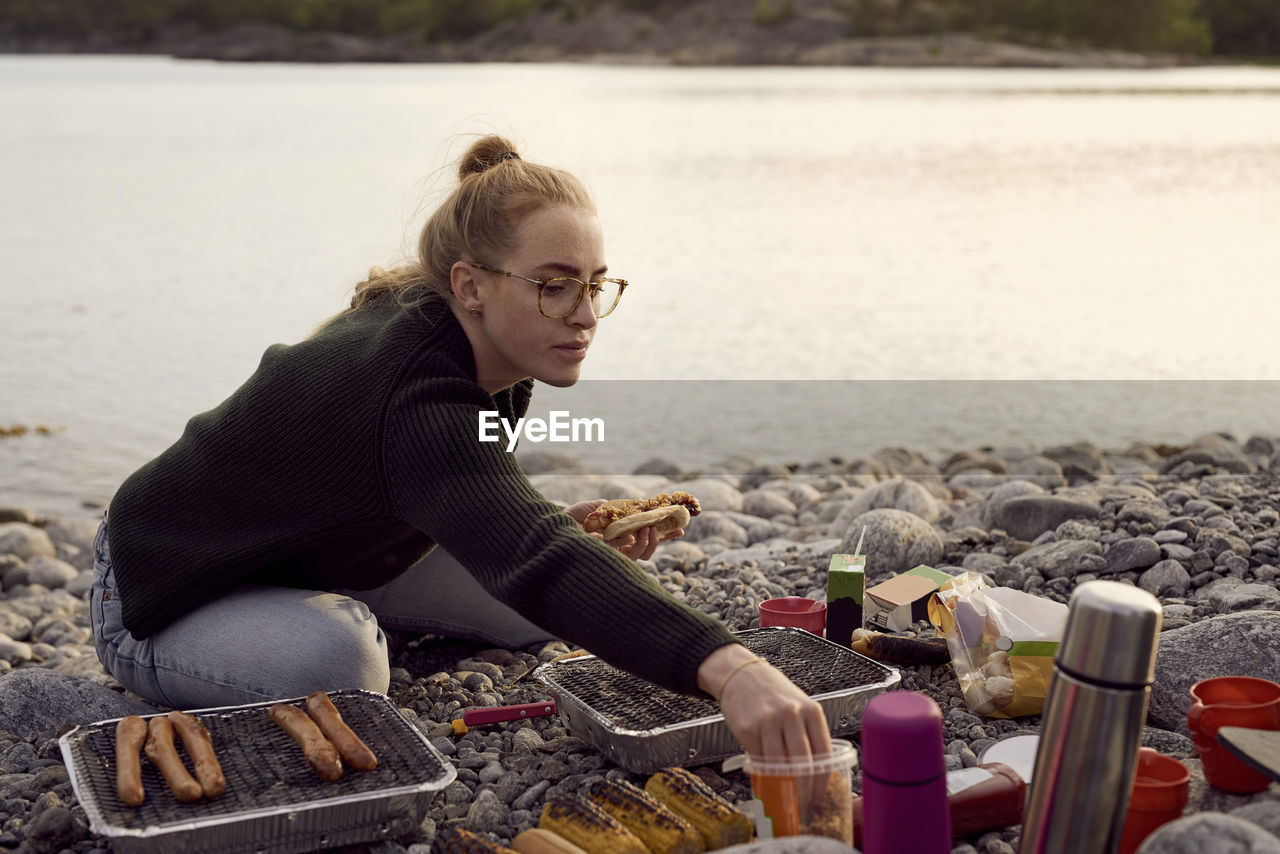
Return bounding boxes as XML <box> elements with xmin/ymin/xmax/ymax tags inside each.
<box><xmin>459</xmin><ymin>135</ymin><xmax>523</xmax><ymax>178</ymax></box>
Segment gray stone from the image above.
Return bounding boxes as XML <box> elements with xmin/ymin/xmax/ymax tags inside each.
<box><xmin>995</xmin><ymin>495</ymin><xmax>1101</xmax><ymax>541</ymax></box>
<box><xmin>0</xmin><ymin>634</ymin><xmax>34</xmax><ymax>665</ymax></box>
<box><xmin>21</xmin><ymin>556</ymin><xmax>78</xmax><ymax>590</ymax></box>
<box><xmin>981</xmin><ymin>481</ymin><xmax>1046</xmax><ymax>531</ymax></box>
<box><xmin>0</xmin><ymin>669</ymin><xmax>161</xmax><ymax>740</ymax></box>
<box><xmin>1155</xmin><ymin>530</ymin><xmax>1189</xmax><ymax>544</ymax></box>
<box><xmin>1149</xmin><ymin>612</ymin><xmax>1280</xmax><ymax>733</ymax></box>
<box><xmin>510</xmin><ymin>727</ymin><xmax>544</xmax><ymax>754</ymax></box>
<box><xmin>0</xmin><ymin>611</ymin><xmax>32</xmax><ymax>641</ymax></box>
<box><xmin>962</xmin><ymin>553</ymin><xmax>1008</xmax><ymax>575</ymax></box>
<box><xmin>838</xmin><ymin>508</ymin><xmax>943</xmax><ymax>580</ymax></box>
<box><xmin>1162</xmin><ymin>544</ymin><xmax>1196</xmax><ymax>562</ymax></box>
<box><xmin>1136</xmin><ymin>812</ymin><xmax>1280</xmax><ymax>853</ymax></box>
<box><xmin>653</xmin><ymin>539</ymin><xmax>708</xmax><ymax>565</ymax></box>
<box><xmin>1119</xmin><ymin>500</ymin><xmax>1175</xmax><ymax>528</ymax></box>
<box><xmin>464</xmin><ymin>788</ymin><xmax>508</xmax><ymax>834</ymax></box>
<box><xmin>631</xmin><ymin>457</ymin><xmax>682</xmax><ymax>477</ymax></box>
<box><xmin>1139</xmin><ymin>560</ymin><xmax>1192</xmax><ymax>598</ymax></box>
<box><xmin>1140</xmin><ymin>727</ymin><xmax>1195</xmax><ymax>759</ymax></box>
<box><xmin>1198</xmin><ymin>579</ymin><xmax>1280</xmax><ymax>613</ymax></box>
<box><xmin>1056</xmin><ymin>519</ymin><xmax>1102</xmax><ymax>541</ymax></box>
<box><xmin>741</xmin><ymin>489</ymin><xmax>797</xmax><ymax>519</ymax></box>
<box><xmin>1103</xmin><ymin>538</ymin><xmax>1162</xmax><ymax>574</ymax></box>
<box><xmin>1002</xmin><ymin>455</ymin><xmax>1067</xmax><ymax>489</ymax></box>
<box><xmin>1230</xmin><ymin>802</ymin><xmax>1280</xmax><ymax>840</ymax></box>
<box><xmin>846</xmin><ymin>478</ymin><xmax>939</xmax><ymax>523</ymax></box>
<box><xmin>23</xmin><ymin>804</ymin><xmax>79</xmax><ymax>853</ymax></box>
<box><xmin>0</xmin><ymin>523</ymin><xmax>56</xmax><ymax>562</ymax></box>
<box><xmin>512</xmin><ymin>778</ymin><xmax>550</xmax><ymax>812</ymax></box>
<box><xmin>1011</xmin><ymin>539</ymin><xmax>1104</xmax><ymax>580</ymax></box>
<box><xmin>683</xmin><ymin>512</ymin><xmax>750</xmax><ymax>549</ymax></box>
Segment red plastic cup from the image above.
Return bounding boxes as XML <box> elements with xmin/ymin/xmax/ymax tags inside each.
<box><xmin>1188</xmin><ymin>676</ymin><xmax>1280</xmax><ymax>793</ymax></box>
<box><xmin>1117</xmin><ymin>748</ymin><xmax>1190</xmax><ymax>854</ymax></box>
<box><xmin>759</xmin><ymin>597</ymin><xmax>827</xmax><ymax>635</ymax></box>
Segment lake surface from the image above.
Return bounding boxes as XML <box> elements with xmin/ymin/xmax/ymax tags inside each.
<box><xmin>2</xmin><ymin>58</ymin><xmax>1279</xmax><ymax>517</ymax></box>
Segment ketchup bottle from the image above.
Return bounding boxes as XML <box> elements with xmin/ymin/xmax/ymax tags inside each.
<box><xmin>852</xmin><ymin>762</ymin><xmax>1026</xmax><ymax>847</ymax></box>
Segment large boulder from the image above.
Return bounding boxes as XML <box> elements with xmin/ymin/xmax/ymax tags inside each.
<box><xmin>995</xmin><ymin>494</ymin><xmax>1101</xmax><ymax>541</ymax></box>
<box><xmin>1136</xmin><ymin>813</ymin><xmax>1280</xmax><ymax>853</ymax></box>
<box><xmin>1148</xmin><ymin>612</ymin><xmax>1280</xmax><ymax>733</ymax></box>
<box><xmin>844</xmin><ymin>479</ymin><xmax>939</xmax><ymax>523</ymax></box>
<box><xmin>0</xmin><ymin>669</ymin><xmax>161</xmax><ymax>740</ymax></box>
<box><xmin>837</xmin><ymin>508</ymin><xmax>943</xmax><ymax>580</ymax></box>
<box><xmin>1196</xmin><ymin>578</ymin><xmax>1280</xmax><ymax>614</ymax></box>
<box><xmin>980</xmin><ymin>480</ymin><xmax>1046</xmax><ymax>531</ymax></box>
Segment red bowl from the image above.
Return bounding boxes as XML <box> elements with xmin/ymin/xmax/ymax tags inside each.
<box><xmin>759</xmin><ymin>597</ymin><xmax>827</xmax><ymax>635</ymax></box>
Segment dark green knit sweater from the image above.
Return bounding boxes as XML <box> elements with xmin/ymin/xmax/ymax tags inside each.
<box><xmin>107</xmin><ymin>293</ymin><xmax>735</xmax><ymax>695</ymax></box>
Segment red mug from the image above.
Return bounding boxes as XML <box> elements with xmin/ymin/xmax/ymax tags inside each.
<box><xmin>1187</xmin><ymin>676</ymin><xmax>1280</xmax><ymax>793</ymax></box>
<box><xmin>1117</xmin><ymin>748</ymin><xmax>1190</xmax><ymax>854</ymax></box>
<box><xmin>759</xmin><ymin>597</ymin><xmax>827</xmax><ymax>635</ymax></box>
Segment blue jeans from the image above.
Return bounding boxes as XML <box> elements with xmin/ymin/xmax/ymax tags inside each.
<box><xmin>90</xmin><ymin>518</ymin><xmax>554</xmax><ymax>709</ymax></box>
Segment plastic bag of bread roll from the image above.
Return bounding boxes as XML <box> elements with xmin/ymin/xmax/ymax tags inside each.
<box><xmin>928</xmin><ymin>572</ymin><xmax>1068</xmax><ymax>718</ymax></box>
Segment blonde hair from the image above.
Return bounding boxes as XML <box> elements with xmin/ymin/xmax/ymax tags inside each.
<box><xmin>339</xmin><ymin>135</ymin><xmax>596</xmax><ymax>321</ymax></box>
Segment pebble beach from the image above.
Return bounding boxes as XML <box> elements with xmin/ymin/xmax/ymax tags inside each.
<box><xmin>2</xmin><ymin>433</ymin><xmax>1280</xmax><ymax>854</ymax></box>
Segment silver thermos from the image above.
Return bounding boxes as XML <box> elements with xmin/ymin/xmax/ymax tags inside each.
<box><xmin>1018</xmin><ymin>580</ymin><xmax>1163</xmax><ymax>854</ymax></box>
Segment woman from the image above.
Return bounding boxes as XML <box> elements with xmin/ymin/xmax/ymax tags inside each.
<box><xmin>92</xmin><ymin>135</ymin><xmax>830</xmax><ymax>763</ymax></box>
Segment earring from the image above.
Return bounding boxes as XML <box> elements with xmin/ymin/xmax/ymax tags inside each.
<box><xmin>469</xmin><ymin>307</ymin><xmax>482</xmax><ymax>317</ymax></box>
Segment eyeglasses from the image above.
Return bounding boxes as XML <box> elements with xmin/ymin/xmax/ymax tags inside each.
<box><xmin>466</xmin><ymin>262</ymin><xmax>628</xmax><ymax>319</ymax></box>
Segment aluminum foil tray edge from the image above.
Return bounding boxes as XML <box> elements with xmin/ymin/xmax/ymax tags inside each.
<box><xmin>535</xmin><ymin>627</ymin><xmax>902</xmax><ymax>773</ymax></box>
<box><xmin>59</xmin><ymin>689</ymin><xmax>456</xmax><ymax>854</ymax></box>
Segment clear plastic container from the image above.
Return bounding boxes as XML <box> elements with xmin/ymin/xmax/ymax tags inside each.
<box><xmin>741</xmin><ymin>739</ymin><xmax>858</xmax><ymax>844</ymax></box>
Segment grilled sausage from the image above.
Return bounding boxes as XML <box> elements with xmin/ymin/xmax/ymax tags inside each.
<box><xmin>144</xmin><ymin>716</ymin><xmax>203</xmax><ymax>803</ymax></box>
<box><xmin>268</xmin><ymin>703</ymin><xmax>343</xmax><ymax>782</ymax></box>
<box><xmin>114</xmin><ymin>715</ymin><xmax>148</xmax><ymax>807</ymax></box>
<box><xmin>510</xmin><ymin>828</ymin><xmax>590</xmax><ymax>854</ymax></box>
<box><xmin>168</xmin><ymin>710</ymin><xmax>226</xmax><ymax>798</ymax></box>
<box><xmin>305</xmin><ymin>691</ymin><xmax>377</xmax><ymax>772</ymax></box>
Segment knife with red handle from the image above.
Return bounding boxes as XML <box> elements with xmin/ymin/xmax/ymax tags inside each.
<box><xmin>461</xmin><ymin>700</ymin><xmax>557</xmax><ymax>727</ymax></box>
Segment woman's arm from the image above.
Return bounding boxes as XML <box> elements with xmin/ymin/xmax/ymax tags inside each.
<box><xmin>697</xmin><ymin>643</ymin><xmax>833</xmax><ymax>760</ymax></box>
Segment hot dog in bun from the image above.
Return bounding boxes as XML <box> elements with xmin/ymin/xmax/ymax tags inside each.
<box><xmin>582</xmin><ymin>492</ymin><xmax>701</xmax><ymax>541</ymax></box>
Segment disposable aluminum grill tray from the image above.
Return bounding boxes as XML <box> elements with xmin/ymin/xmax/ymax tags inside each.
<box><xmin>59</xmin><ymin>689</ymin><xmax>456</xmax><ymax>854</ymax></box>
<box><xmin>535</xmin><ymin>627</ymin><xmax>901</xmax><ymax>773</ymax></box>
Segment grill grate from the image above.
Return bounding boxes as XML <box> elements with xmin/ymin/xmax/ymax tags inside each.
<box><xmin>63</xmin><ymin>690</ymin><xmax>449</xmax><ymax>832</ymax></box>
<box><xmin>542</xmin><ymin>628</ymin><xmax>895</xmax><ymax>731</ymax></box>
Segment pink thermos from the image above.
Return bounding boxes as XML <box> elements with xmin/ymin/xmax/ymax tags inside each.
<box><xmin>860</xmin><ymin>690</ymin><xmax>952</xmax><ymax>853</ymax></box>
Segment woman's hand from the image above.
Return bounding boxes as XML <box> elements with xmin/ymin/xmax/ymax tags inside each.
<box><xmin>564</xmin><ymin>500</ymin><xmax>683</xmax><ymax>561</ymax></box>
<box><xmin>698</xmin><ymin>643</ymin><xmax>832</xmax><ymax>762</ymax></box>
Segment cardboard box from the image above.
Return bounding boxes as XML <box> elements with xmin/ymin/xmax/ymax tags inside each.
<box><xmin>863</xmin><ymin>565</ymin><xmax>953</xmax><ymax>632</ymax></box>
<box><xmin>825</xmin><ymin>553</ymin><xmax>865</xmax><ymax>647</ymax></box>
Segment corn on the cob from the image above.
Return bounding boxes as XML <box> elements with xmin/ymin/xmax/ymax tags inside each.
<box><xmin>538</xmin><ymin>792</ymin><xmax>649</xmax><ymax>854</ymax></box>
<box><xmin>430</xmin><ymin>826</ymin><xmax>519</xmax><ymax>853</ymax></box>
<box><xmin>586</xmin><ymin>778</ymin><xmax>705</xmax><ymax>854</ymax></box>
<box><xmin>644</xmin><ymin>767</ymin><xmax>754</xmax><ymax>850</ymax></box>
<box><xmin>510</xmin><ymin>827</ymin><xmax>590</xmax><ymax>854</ymax></box>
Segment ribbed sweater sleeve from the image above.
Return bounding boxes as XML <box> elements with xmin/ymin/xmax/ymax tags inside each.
<box><xmin>382</xmin><ymin>353</ymin><xmax>737</xmax><ymax>696</ymax></box>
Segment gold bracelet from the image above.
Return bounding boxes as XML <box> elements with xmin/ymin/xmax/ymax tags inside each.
<box><xmin>716</xmin><ymin>657</ymin><xmax>770</xmax><ymax>699</ymax></box>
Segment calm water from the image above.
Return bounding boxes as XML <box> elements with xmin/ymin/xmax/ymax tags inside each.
<box><xmin>3</xmin><ymin>58</ymin><xmax>1279</xmax><ymax>517</ymax></box>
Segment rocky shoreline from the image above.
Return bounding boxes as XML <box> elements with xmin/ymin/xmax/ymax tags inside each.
<box><xmin>2</xmin><ymin>433</ymin><xmax>1280</xmax><ymax>853</ymax></box>
<box><xmin>0</xmin><ymin>1</ymin><xmax>1193</xmax><ymax>68</ymax></box>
